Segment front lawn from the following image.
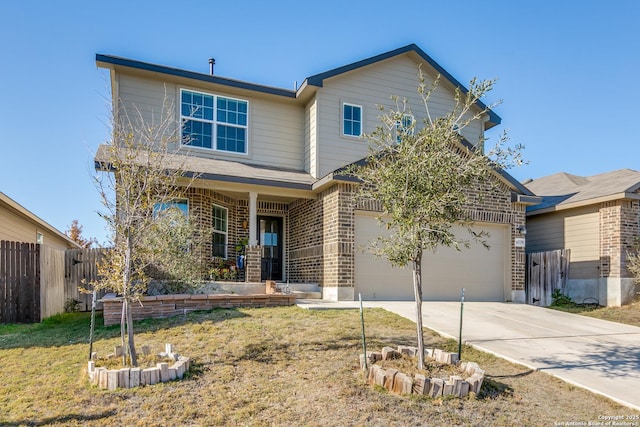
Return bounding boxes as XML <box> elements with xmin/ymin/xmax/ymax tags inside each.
<box><xmin>549</xmin><ymin>296</ymin><xmax>640</xmax><ymax>327</ymax></box>
<box><xmin>0</xmin><ymin>307</ymin><xmax>635</xmax><ymax>426</ymax></box>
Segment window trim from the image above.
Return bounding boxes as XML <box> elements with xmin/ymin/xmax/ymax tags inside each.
<box><xmin>342</xmin><ymin>102</ymin><xmax>363</xmax><ymax>138</ymax></box>
<box><xmin>180</xmin><ymin>88</ymin><xmax>249</xmax><ymax>155</ymax></box>
<box><xmin>212</xmin><ymin>204</ymin><xmax>228</xmax><ymax>259</ymax></box>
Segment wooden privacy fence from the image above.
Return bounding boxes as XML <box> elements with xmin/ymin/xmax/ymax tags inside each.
<box><xmin>526</xmin><ymin>249</ymin><xmax>571</xmax><ymax>307</ymax></box>
<box><xmin>0</xmin><ymin>241</ymin><xmax>41</xmax><ymax>323</ymax></box>
<box><xmin>65</xmin><ymin>248</ymin><xmax>106</xmax><ymax>311</ymax></box>
<box><xmin>1</xmin><ymin>241</ymin><xmax>106</xmax><ymax>323</ymax></box>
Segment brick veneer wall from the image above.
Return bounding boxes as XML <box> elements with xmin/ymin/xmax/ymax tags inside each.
<box><xmin>245</xmin><ymin>245</ymin><xmax>262</xmax><ymax>282</ymax></box>
<box><xmin>288</xmin><ymin>197</ymin><xmax>324</xmax><ymax>284</ymax></box>
<box><xmin>600</xmin><ymin>199</ymin><xmax>640</xmax><ymax>278</ymax></box>
<box><xmin>321</xmin><ymin>184</ymin><xmax>355</xmax><ymax>290</ymax></box>
<box><xmin>179</xmin><ymin>174</ymin><xmax>528</xmax><ymax>297</ymax></box>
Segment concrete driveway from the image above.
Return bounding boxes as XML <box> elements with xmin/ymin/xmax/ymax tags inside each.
<box><xmin>298</xmin><ymin>300</ymin><xmax>640</xmax><ymax>411</ymax></box>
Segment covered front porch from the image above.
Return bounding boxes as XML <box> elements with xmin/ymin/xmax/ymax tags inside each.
<box><xmin>181</xmin><ymin>182</ymin><xmax>356</xmax><ymax>300</ymax></box>
<box><xmin>177</xmin><ymin>153</ymin><xmax>357</xmax><ymax>301</ymax></box>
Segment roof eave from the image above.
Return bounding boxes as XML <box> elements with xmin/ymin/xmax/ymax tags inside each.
<box><xmin>0</xmin><ymin>192</ymin><xmax>82</xmax><ymax>249</ymax></box>
<box><xmin>526</xmin><ymin>192</ymin><xmax>640</xmax><ymax>216</ymax></box>
<box><xmin>96</xmin><ymin>54</ymin><xmax>297</xmax><ymax>99</ymax></box>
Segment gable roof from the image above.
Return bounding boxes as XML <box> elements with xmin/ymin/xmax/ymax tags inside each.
<box><xmin>303</xmin><ymin>44</ymin><xmax>501</xmax><ymax>129</ymax></box>
<box><xmin>0</xmin><ymin>191</ymin><xmax>81</xmax><ymax>248</ymax></box>
<box><xmin>97</xmin><ymin>44</ymin><xmax>501</xmax><ymax>129</ymax></box>
<box><xmin>525</xmin><ymin>169</ymin><xmax>640</xmax><ymax>214</ymax></box>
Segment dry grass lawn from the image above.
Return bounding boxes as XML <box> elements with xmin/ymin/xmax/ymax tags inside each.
<box><xmin>1</xmin><ymin>306</ymin><xmax>637</xmax><ymax>426</ymax></box>
<box><xmin>550</xmin><ymin>296</ymin><xmax>640</xmax><ymax>327</ymax></box>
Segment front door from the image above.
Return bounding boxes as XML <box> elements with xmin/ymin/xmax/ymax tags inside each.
<box><xmin>258</xmin><ymin>216</ymin><xmax>283</xmax><ymax>281</ymax></box>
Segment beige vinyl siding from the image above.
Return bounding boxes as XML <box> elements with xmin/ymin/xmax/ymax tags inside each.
<box><xmin>117</xmin><ymin>74</ymin><xmax>305</xmax><ymax>171</ymax></box>
<box><xmin>526</xmin><ymin>214</ymin><xmax>564</xmax><ymax>253</ymax></box>
<box><xmin>304</xmin><ymin>97</ymin><xmax>318</xmax><ymax>176</ymax></box>
<box><xmin>314</xmin><ymin>55</ymin><xmax>484</xmax><ymax>177</ymax></box>
<box><xmin>249</xmin><ymin>97</ymin><xmax>304</xmax><ymax>170</ymax></box>
<box><xmin>117</xmin><ymin>74</ymin><xmax>179</xmax><ymax>149</ymax></box>
<box><xmin>0</xmin><ymin>207</ymin><xmax>71</xmax><ymax>251</ymax></box>
<box><xmin>564</xmin><ymin>209</ymin><xmax>600</xmax><ymax>279</ymax></box>
<box><xmin>526</xmin><ymin>206</ymin><xmax>600</xmax><ymax>280</ymax></box>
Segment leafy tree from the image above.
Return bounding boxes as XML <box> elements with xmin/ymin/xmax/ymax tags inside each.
<box><xmin>93</xmin><ymin>97</ymin><xmax>203</xmax><ymax>367</ymax></box>
<box><xmin>65</xmin><ymin>219</ymin><xmax>96</xmax><ymax>248</ymax></box>
<box><xmin>349</xmin><ymin>69</ymin><xmax>523</xmax><ymax>369</ymax></box>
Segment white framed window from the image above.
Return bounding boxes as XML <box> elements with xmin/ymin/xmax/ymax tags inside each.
<box><xmin>153</xmin><ymin>199</ymin><xmax>189</xmax><ymax>218</ymax></box>
<box><xmin>181</xmin><ymin>89</ymin><xmax>248</xmax><ymax>154</ymax></box>
<box><xmin>395</xmin><ymin>114</ymin><xmax>414</xmax><ymax>143</ymax></box>
<box><xmin>212</xmin><ymin>204</ymin><xmax>228</xmax><ymax>258</ymax></box>
<box><xmin>36</xmin><ymin>232</ymin><xmax>43</xmax><ymax>245</ymax></box>
<box><xmin>342</xmin><ymin>103</ymin><xmax>362</xmax><ymax>137</ymax></box>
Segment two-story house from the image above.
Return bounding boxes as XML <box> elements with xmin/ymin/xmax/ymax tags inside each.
<box><xmin>95</xmin><ymin>44</ymin><xmax>537</xmax><ymax>302</ymax></box>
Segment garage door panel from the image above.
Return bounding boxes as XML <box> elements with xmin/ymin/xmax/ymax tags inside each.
<box><xmin>355</xmin><ymin>214</ymin><xmax>507</xmax><ymax>301</ymax></box>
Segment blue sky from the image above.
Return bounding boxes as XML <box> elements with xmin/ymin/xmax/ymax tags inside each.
<box><xmin>1</xmin><ymin>1</ymin><xmax>638</xmax><ymax>245</ymax></box>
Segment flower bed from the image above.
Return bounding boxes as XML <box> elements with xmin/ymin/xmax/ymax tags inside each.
<box><xmin>361</xmin><ymin>345</ymin><xmax>485</xmax><ymax>398</ymax></box>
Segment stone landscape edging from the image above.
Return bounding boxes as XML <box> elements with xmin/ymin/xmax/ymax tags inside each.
<box><xmin>88</xmin><ymin>343</ymin><xmax>190</xmax><ymax>390</ymax></box>
<box><xmin>361</xmin><ymin>345</ymin><xmax>485</xmax><ymax>398</ymax></box>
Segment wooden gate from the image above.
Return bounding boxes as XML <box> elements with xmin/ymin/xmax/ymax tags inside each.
<box><xmin>0</xmin><ymin>241</ymin><xmax>40</xmax><ymax>323</ymax></box>
<box><xmin>526</xmin><ymin>249</ymin><xmax>571</xmax><ymax>306</ymax></box>
<box><xmin>65</xmin><ymin>248</ymin><xmax>106</xmax><ymax>311</ymax></box>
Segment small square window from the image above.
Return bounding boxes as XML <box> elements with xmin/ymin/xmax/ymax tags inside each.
<box><xmin>343</xmin><ymin>103</ymin><xmax>362</xmax><ymax>137</ymax></box>
<box><xmin>396</xmin><ymin>114</ymin><xmax>414</xmax><ymax>143</ymax></box>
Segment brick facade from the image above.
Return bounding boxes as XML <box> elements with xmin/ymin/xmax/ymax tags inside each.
<box><xmin>599</xmin><ymin>199</ymin><xmax>640</xmax><ymax>278</ymax></box>
<box><xmin>181</xmin><ymin>178</ymin><xmax>527</xmax><ymax>300</ymax></box>
<box><xmin>288</xmin><ymin>197</ymin><xmax>324</xmax><ymax>284</ymax></box>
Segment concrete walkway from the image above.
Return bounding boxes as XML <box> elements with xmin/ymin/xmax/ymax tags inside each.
<box><xmin>297</xmin><ymin>300</ymin><xmax>640</xmax><ymax>411</ymax></box>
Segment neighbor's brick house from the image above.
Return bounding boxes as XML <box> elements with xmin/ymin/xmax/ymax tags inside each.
<box><xmin>525</xmin><ymin>169</ymin><xmax>640</xmax><ymax>306</ymax></box>
<box><xmin>95</xmin><ymin>44</ymin><xmax>537</xmax><ymax>302</ymax></box>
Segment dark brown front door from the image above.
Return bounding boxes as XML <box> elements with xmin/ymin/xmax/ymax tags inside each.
<box><xmin>258</xmin><ymin>216</ymin><xmax>283</xmax><ymax>281</ymax></box>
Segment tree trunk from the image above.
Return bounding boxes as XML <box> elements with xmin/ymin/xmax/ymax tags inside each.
<box><xmin>120</xmin><ymin>301</ymin><xmax>126</xmax><ymax>366</ymax></box>
<box><xmin>126</xmin><ymin>298</ymin><xmax>138</xmax><ymax>367</ymax></box>
<box><xmin>412</xmin><ymin>251</ymin><xmax>425</xmax><ymax>370</ymax></box>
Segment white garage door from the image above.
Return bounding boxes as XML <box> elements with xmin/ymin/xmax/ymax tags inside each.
<box><xmin>354</xmin><ymin>213</ymin><xmax>509</xmax><ymax>301</ymax></box>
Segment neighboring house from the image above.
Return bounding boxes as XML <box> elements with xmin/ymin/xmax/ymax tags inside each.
<box><xmin>525</xmin><ymin>169</ymin><xmax>640</xmax><ymax>306</ymax></box>
<box><xmin>0</xmin><ymin>191</ymin><xmax>80</xmax><ymax>250</ymax></box>
<box><xmin>95</xmin><ymin>44</ymin><xmax>537</xmax><ymax>302</ymax></box>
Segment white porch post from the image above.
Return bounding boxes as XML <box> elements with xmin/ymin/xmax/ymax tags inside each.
<box><xmin>249</xmin><ymin>191</ymin><xmax>258</xmax><ymax>246</ymax></box>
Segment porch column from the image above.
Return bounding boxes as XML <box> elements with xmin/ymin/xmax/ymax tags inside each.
<box><xmin>249</xmin><ymin>191</ymin><xmax>258</xmax><ymax>246</ymax></box>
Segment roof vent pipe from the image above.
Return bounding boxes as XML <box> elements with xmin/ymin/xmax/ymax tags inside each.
<box><xmin>209</xmin><ymin>58</ymin><xmax>215</xmax><ymax>75</ymax></box>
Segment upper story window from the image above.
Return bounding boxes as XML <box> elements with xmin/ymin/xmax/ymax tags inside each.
<box><xmin>181</xmin><ymin>89</ymin><xmax>248</xmax><ymax>154</ymax></box>
<box><xmin>36</xmin><ymin>232</ymin><xmax>43</xmax><ymax>245</ymax></box>
<box><xmin>342</xmin><ymin>103</ymin><xmax>362</xmax><ymax>137</ymax></box>
<box><xmin>396</xmin><ymin>114</ymin><xmax>414</xmax><ymax>143</ymax></box>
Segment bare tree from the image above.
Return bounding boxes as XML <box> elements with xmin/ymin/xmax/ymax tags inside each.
<box><xmin>93</xmin><ymin>95</ymin><xmax>202</xmax><ymax>367</ymax></box>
